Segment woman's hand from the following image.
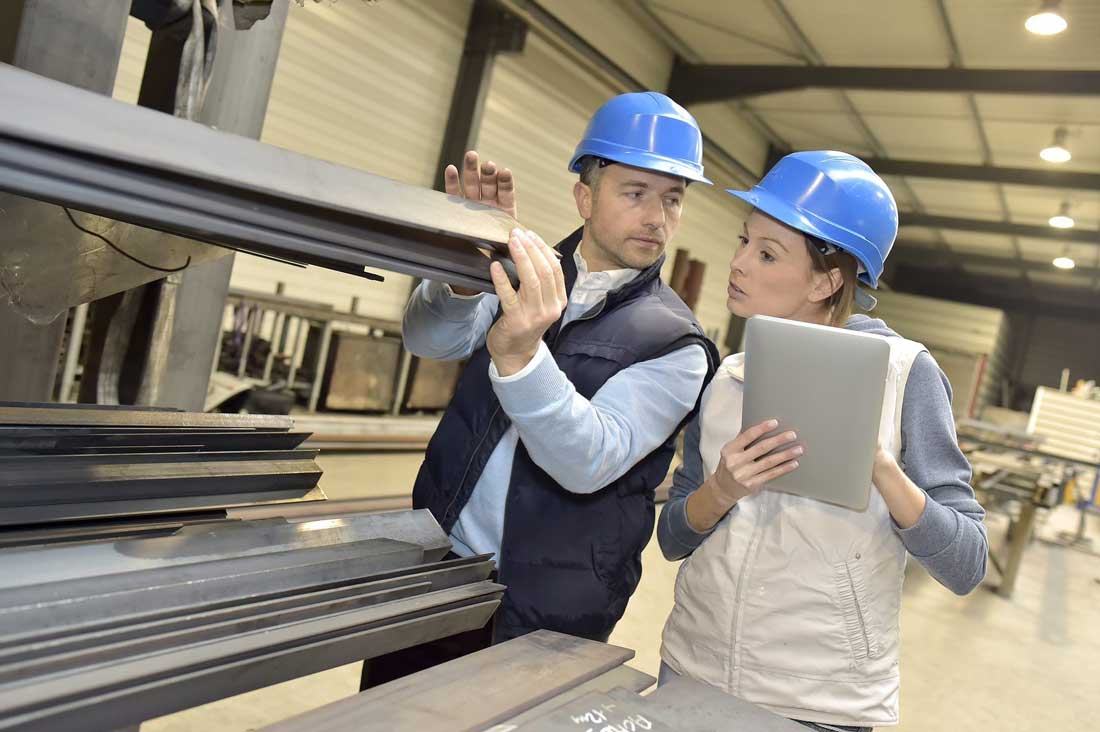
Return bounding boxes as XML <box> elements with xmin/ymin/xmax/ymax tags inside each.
<box><xmin>686</xmin><ymin>419</ymin><xmax>802</xmax><ymax>532</ymax></box>
<box><xmin>871</xmin><ymin>445</ymin><xmax>927</xmax><ymax>529</ymax></box>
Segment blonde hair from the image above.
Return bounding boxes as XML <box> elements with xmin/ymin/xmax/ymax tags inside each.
<box><xmin>805</xmin><ymin>235</ymin><xmax>859</xmax><ymax>327</ymax></box>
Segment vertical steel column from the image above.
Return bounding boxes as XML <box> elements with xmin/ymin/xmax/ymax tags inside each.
<box><xmin>0</xmin><ymin>0</ymin><xmax>130</xmax><ymax>401</ymax></box>
<box><xmin>139</xmin><ymin>0</ymin><xmax>290</xmax><ymax>410</ymax></box>
<box><xmin>394</xmin><ymin>0</ymin><xmax>527</xmax><ymax>413</ymax></box>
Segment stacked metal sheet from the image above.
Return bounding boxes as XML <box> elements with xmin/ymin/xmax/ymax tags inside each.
<box><xmin>0</xmin><ymin>402</ymin><xmax>327</xmax><ymax>545</ymax></box>
<box><xmin>258</xmin><ymin>630</ymin><xmax>804</xmax><ymax>732</ymax></box>
<box><xmin>0</xmin><ymin>511</ymin><xmax>501</xmax><ymax>732</ymax></box>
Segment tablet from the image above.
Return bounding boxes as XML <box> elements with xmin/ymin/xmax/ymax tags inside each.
<box><xmin>742</xmin><ymin>315</ymin><xmax>890</xmax><ymax>511</ymax></box>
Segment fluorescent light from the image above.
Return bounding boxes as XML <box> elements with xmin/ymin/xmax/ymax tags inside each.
<box><xmin>1026</xmin><ymin>2</ymin><xmax>1068</xmax><ymax>35</ymax></box>
<box><xmin>1052</xmin><ymin>256</ymin><xmax>1075</xmax><ymax>270</ymax></box>
<box><xmin>1040</xmin><ymin>127</ymin><xmax>1071</xmax><ymax>163</ymax></box>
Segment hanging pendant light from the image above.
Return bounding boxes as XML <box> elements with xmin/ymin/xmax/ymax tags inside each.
<box><xmin>1049</xmin><ymin>201</ymin><xmax>1075</xmax><ymax>229</ymax></box>
<box><xmin>1040</xmin><ymin>127</ymin><xmax>1072</xmax><ymax>163</ymax></box>
<box><xmin>1026</xmin><ymin>1</ymin><xmax>1068</xmax><ymax>35</ymax></box>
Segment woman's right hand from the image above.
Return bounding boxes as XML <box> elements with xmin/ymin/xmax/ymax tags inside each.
<box><xmin>709</xmin><ymin>419</ymin><xmax>803</xmax><ymax>508</ymax></box>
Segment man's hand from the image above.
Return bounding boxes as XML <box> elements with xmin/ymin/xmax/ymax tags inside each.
<box><xmin>486</xmin><ymin>228</ymin><xmax>567</xmax><ymax>377</ymax></box>
<box><xmin>444</xmin><ymin>150</ymin><xmax>518</xmax><ymax>296</ymax></box>
<box><xmin>444</xmin><ymin>150</ymin><xmax>518</xmax><ymax>220</ymax></box>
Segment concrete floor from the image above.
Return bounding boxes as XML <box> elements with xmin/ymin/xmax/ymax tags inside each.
<box><xmin>143</xmin><ymin>452</ymin><xmax>1100</xmax><ymax>731</ymax></box>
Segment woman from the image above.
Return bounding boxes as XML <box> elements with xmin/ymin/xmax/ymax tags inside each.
<box><xmin>657</xmin><ymin>151</ymin><xmax>988</xmax><ymax>731</ymax></box>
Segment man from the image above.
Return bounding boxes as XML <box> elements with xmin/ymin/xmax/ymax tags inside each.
<box><xmin>363</xmin><ymin>92</ymin><xmax>719</xmax><ymax>687</ymax></box>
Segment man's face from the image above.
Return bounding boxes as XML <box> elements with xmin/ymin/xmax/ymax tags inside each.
<box><xmin>574</xmin><ymin>163</ymin><xmax>686</xmax><ymax>271</ymax></box>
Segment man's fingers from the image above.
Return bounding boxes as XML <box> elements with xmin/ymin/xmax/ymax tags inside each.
<box><xmin>462</xmin><ymin>150</ymin><xmax>481</xmax><ymax>201</ymax></box>
<box><xmin>508</xmin><ymin>231</ymin><xmax>541</xmax><ymax>301</ymax></box>
<box><xmin>490</xmin><ymin>260</ymin><xmax>519</xmax><ymax>311</ymax></box>
<box><xmin>481</xmin><ymin>160</ymin><xmax>499</xmax><ymax>204</ymax></box>
<box><xmin>444</xmin><ymin>165</ymin><xmax>461</xmax><ymax>197</ymax></box>
<box><xmin>529</xmin><ymin>230</ymin><xmax>567</xmax><ymax>306</ymax></box>
<box><xmin>497</xmin><ymin>168</ymin><xmax>517</xmax><ymax>219</ymax></box>
<box><xmin>521</xmin><ymin>232</ymin><xmax>559</xmax><ymax>309</ymax></box>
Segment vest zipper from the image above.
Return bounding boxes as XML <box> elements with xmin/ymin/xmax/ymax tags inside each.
<box><xmin>843</xmin><ymin>561</ymin><xmax>872</xmax><ymax>659</ymax></box>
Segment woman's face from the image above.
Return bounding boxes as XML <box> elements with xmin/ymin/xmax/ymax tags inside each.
<box><xmin>726</xmin><ymin>211</ymin><xmax>835</xmax><ymax>324</ymax></box>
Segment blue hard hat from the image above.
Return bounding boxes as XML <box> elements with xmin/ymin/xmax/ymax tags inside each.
<box><xmin>569</xmin><ymin>92</ymin><xmax>712</xmax><ymax>185</ymax></box>
<box><xmin>726</xmin><ymin>151</ymin><xmax>898</xmax><ymax>287</ymax></box>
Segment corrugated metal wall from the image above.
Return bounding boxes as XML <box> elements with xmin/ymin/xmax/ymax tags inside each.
<box><xmin>872</xmin><ymin>290</ymin><xmax>1009</xmax><ymax>416</ymax></box>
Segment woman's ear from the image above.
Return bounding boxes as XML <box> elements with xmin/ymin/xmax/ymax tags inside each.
<box><xmin>574</xmin><ymin>180</ymin><xmax>594</xmax><ymax>220</ymax></box>
<box><xmin>808</xmin><ymin>267</ymin><xmax>843</xmax><ymax>304</ymax></box>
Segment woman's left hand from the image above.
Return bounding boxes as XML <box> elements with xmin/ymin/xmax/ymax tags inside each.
<box><xmin>871</xmin><ymin>446</ymin><xmax>926</xmax><ymax>529</ymax></box>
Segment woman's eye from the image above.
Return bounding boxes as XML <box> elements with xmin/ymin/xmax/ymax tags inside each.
<box><xmin>761</xmin><ymin>250</ymin><xmax>775</xmax><ymax>262</ymax></box>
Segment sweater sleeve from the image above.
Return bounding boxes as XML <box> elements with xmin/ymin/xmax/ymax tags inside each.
<box><xmin>893</xmin><ymin>351</ymin><xmax>988</xmax><ymax>595</ymax></box>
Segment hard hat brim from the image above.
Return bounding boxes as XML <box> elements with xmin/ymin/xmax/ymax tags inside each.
<box><xmin>570</xmin><ymin>146</ymin><xmax>712</xmax><ymax>185</ymax></box>
<box><xmin>726</xmin><ymin>187</ymin><xmax>883</xmax><ymax>287</ymax></box>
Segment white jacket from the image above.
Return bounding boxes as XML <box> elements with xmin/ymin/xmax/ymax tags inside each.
<box><xmin>660</xmin><ymin>336</ymin><xmax>926</xmax><ymax>727</ymax></box>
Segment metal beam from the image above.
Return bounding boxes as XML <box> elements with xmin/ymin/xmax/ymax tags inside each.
<box><xmin>891</xmin><ymin>243</ymin><xmax>1100</xmax><ymax>279</ymax></box>
<box><xmin>868</xmin><ymin>157</ymin><xmax>1100</xmax><ymax>191</ymax></box>
<box><xmin>0</xmin><ymin>403</ymin><xmax>293</xmax><ymax>429</ymax></box>
<box><xmin>669</xmin><ymin>62</ymin><xmax>1100</xmax><ymax>103</ymax></box>
<box><xmin>900</xmin><ymin>213</ymin><xmax>1099</xmax><ymax>244</ymax></box>
<box><xmin>892</xmin><ymin>264</ymin><xmax>1100</xmax><ymax>322</ymax></box>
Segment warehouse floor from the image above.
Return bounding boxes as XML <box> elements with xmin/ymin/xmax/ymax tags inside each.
<box><xmin>144</xmin><ymin>453</ymin><xmax>1100</xmax><ymax>732</ymax></box>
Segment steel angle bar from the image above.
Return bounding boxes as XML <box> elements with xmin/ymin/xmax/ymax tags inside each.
<box><xmin>0</xmin><ymin>557</ymin><xmax>492</xmax><ymax>667</ymax></box>
<box><xmin>0</xmin><ymin>579</ymin><xmax>436</xmax><ymax>683</ymax></box>
<box><xmin>0</xmin><ymin>539</ymin><xmax>428</xmax><ymax>646</ymax></box>
<box><xmin>274</xmin><ymin>508</ymin><xmax>453</xmax><ymax>562</ymax></box>
<box><xmin>0</xmin><ymin>584</ymin><xmax>503</xmax><ymax>732</ymax></box>
<box><xmin>0</xmin><ymin>513</ymin><xmax>221</xmax><ymax>550</ymax></box>
<box><xmin>0</xmin><ymin>64</ymin><xmax>521</xmax><ymax>294</ymax></box>
<box><xmin>0</xmin><ymin>139</ymin><xmax>506</xmax><ymax>293</ymax></box>
<box><xmin>0</xmin><ymin>405</ymin><xmax>293</xmax><ymax>430</ymax></box>
<box><xmin>0</xmin><ymin>449</ymin><xmax>322</xmax><ymax>507</ymax></box>
<box><xmin>260</xmin><ymin>629</ymin><xmax>635</xmax><ymax>732</ymax></box>
<box><xmin>0</xmin><ymin>512</ymin><xmax>437</xmax><ymax>592</ymax></box>
<box><xmin>0</xmin><ymin>485</ymin><xmax>326</xmax><ymax>528</ymax></box>
<box><xmin>0</xmin><ymin>430</ymin><xmax>311</xmax><ymax>453</ymax></box>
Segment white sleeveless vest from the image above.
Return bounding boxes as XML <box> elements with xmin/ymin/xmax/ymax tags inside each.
<box><xmin>660</xmin><ymin>336</ymin><xmax>927</xmax><ymax>727</ymax></box>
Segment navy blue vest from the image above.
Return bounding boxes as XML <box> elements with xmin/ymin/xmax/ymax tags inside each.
<box><xmin>412</xmin><ymin>228</ymin><xmax>719</xmax><ymax>642</ymax></box>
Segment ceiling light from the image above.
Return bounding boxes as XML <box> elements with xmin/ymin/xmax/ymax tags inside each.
<box><xmin>1052</xmin><ymin>256</ymin><xmax>1075</xmax><ymax>270</ymax></box>
<box><xmin>1026</xmin><ymin>1</ymin><xmax>1068</xmax><ymax>35</ymax></box>
<box><xmin>1049</xmin><ymin>201</ymin><xmax>1075</xmax><ymax>229</ymax></box>
<box><xmin>1040</xmin><ymin>127</ymin><xmax>1072</xmax><ymax>163</ymax></box>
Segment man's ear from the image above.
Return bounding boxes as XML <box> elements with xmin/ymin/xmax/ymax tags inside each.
<box><xmin>574</xmin><ymin>180</ymin><xmax>594</xmax><ymax>220</ymax></box>
<box><xmin>808</xmin><ymin>267</ymin><xmax>843</xmax><ymax>304</ymax></box>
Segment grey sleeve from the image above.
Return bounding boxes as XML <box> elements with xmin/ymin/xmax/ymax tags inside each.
<box><xmin>894</xmin><ymin>351</ymin><xmax>989</xmax><ymax>595</ymax></box>
<box><xmin>657</xmin><ymin>413</ymin><xmax>718</xmax><ymax>561</ymax></box>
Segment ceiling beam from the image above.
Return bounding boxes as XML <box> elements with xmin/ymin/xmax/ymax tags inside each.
<box><xmin>900</xmin><ymin>213</ymin><xmax>1099</xmax><ymax>244</ymax></box>
<box><xmin>866</xmin><ymin>157</ymin><xmax>1100</xmax><ymax>191</ymax></box>
<box><xmin>669</xmin><ymin>62</ymin><xmax>1100</xmax><ymax>104</ymax></box>
<box><xmin>892</xmin><ymin>264</ymin><xmax>1100</xmax><ymax>322</ymax></box>
<box><xmin>891</xmin><ymin>242</ymin><xmax>1100</xmax><ymax>278</ymax></box>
